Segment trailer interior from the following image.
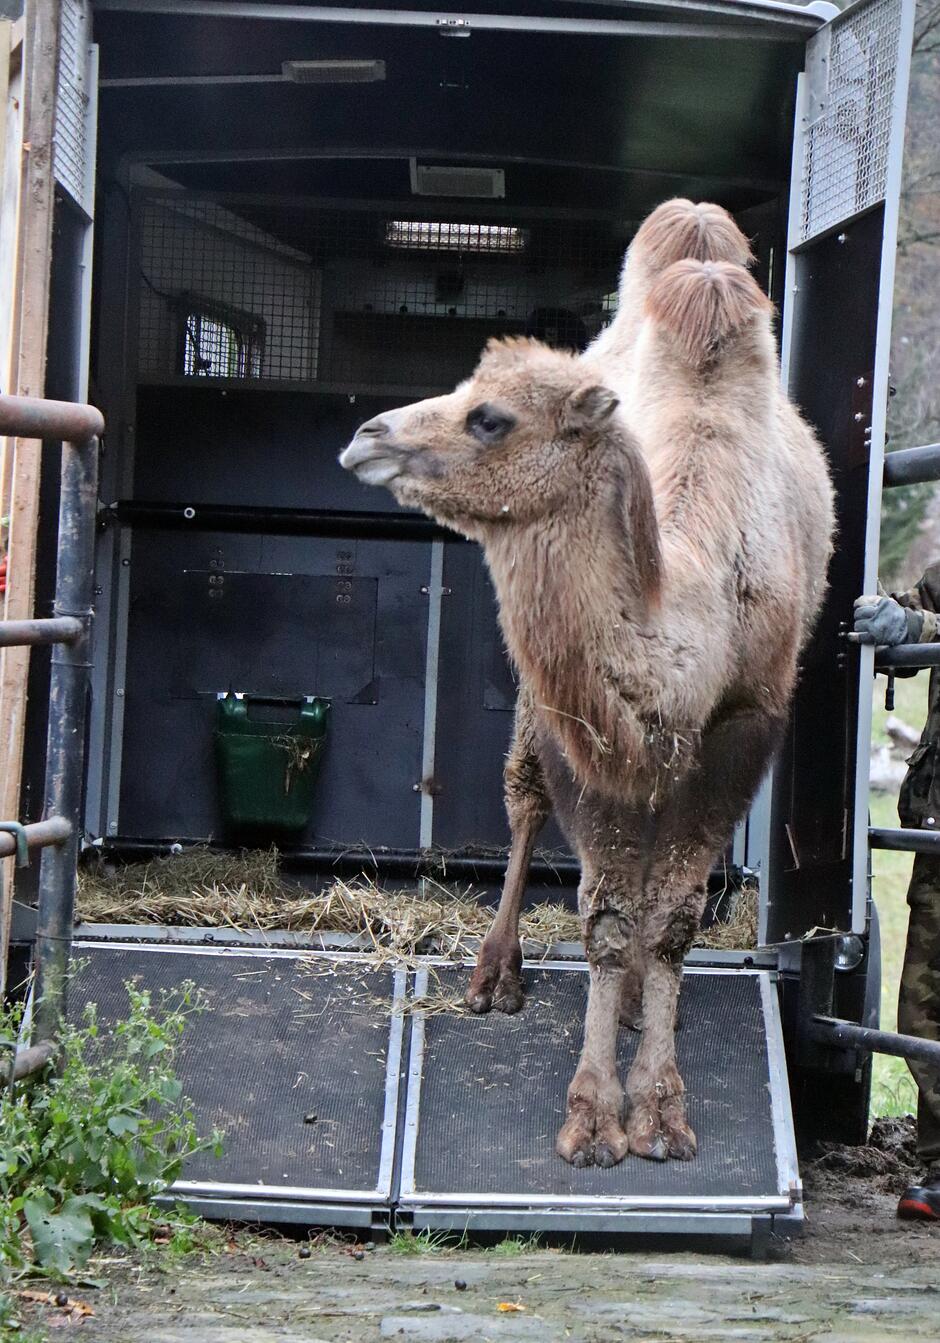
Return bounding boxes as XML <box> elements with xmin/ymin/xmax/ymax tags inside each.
<box><xmin>5</xmin><ymin>0</ymin><xmax>919</xmax><ymax>1250</ymax></box>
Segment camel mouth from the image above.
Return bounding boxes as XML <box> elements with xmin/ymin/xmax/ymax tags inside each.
<box><xmin>339</xmin><ymin>436</ymin><xmax>403</xmax><ymax>487</ymax></box>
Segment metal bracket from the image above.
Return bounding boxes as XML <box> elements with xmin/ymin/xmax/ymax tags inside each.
<box><xmin>0</xmin><ymin>822</ymin><xmax>30</xmax><ymax>868</ymax></box>
<box><xmin>436</xmin><ymin>16</ymin><xmax>471</xmax><ymax>36</ymax></box>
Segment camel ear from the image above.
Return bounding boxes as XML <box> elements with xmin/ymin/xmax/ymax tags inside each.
<box><xmin>564</xmin><ymin>384</ymin><xmax>619</xmax><ymax>433</ymax></box>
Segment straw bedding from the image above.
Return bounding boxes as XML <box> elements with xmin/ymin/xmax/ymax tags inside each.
<box><xmin>76</xmin><ymin>846</ymin><xmax>758</xmax><ymax>956</ymax></box>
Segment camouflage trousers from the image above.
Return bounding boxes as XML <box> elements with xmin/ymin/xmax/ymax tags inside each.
<box><xmin>898</xmin><ymin>854</ymin><xmax>940</xmax><ymax>1177</ymax></box>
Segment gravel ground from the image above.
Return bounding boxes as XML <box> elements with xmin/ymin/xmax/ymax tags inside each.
<box><xmin>10</xmin><ymin>1176</ymin><xmax>940</xmax><ymax>1343</ymax></box>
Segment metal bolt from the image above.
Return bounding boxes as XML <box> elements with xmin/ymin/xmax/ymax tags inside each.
<box><xmin>116</xmin><ymin>688</ymin><xmax>124</xmax><ymax>697</ymax></box>
<box><xmin>854</xmin><ymin>412</ymin><xmax>865</xmax><ymax>422</ymax></box>
<box><xmin>413</xmin><ymin>783</ymin><xmax>421</xmax><ymax>792</ymax></box>
<box><xmin>121</xmin><ymin>557</ymin><xmax>130</xmax><ymax>566</ymax></box>
<box><xmin>928</xmin><ymin>817</ymin><xmax>936</xmax><ymax>826</ymax></box>
<box><xmin>108</xmin><ymin>821</ymin><xmax>118</xmax><ymax>834</ymax></box>
<box><xmin>183</xmin><ymin>507</ymin><xmax>196</xmax><ymax>520</ymax></box>
<box><xmin>837</xmin><ymin>233</ymin><xmax>847</xmax><ymax>244</ymax></box>
<box><xmin>856</xmin><ymin>376</ymin><xmax>867</xmax><ymax>387</ymax></box>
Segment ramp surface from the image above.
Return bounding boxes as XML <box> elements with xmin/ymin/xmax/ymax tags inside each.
<box><xmin>70</xmin><ymin>943</ymin><xmax>404</xmax><ymax>1221</ymax></box>
<box><xmin>401</xmin><ymin>964</ymin><xmax>798</xmax><ymax>1234</ymax></box>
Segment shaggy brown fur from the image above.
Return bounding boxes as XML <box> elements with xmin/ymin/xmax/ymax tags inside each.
<box><xmin>340</xmin><ymin>199</ymin><xmax>834</xmax><ymax>1169</ymax></box>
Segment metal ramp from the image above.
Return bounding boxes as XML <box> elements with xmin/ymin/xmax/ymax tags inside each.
<box><xmin>70</xmin><ymin>943</ymin><xmax>405</xmax><ymax>1229</ymax></box>
<box><xmin>68</xmin><ymin>940</ymin><xmax>800</xmax><ymax>1247</ymax></box>
<box><xmin>401</xmin><ymin>964</ymin><xmax>800</xmax><ymax>1245</ymax></box>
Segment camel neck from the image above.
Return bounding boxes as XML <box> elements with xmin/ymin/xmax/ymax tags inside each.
<box><xmin>479</xmin><ymin>449</ymin><xmax>663</xmax><ymax>790</ymax></box>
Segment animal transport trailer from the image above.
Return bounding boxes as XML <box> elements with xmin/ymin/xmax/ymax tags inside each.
<box><xmin>5</xmin><ymin>0</ymin><xmax>922</xmax><ymax>1246</ymax></box>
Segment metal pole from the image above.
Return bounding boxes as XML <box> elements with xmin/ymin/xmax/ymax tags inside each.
<box><xmin>0</xmin><ymin>815</ymin><xmax>70</xmax><ymax>860</ymax></box>
<box><xmin>883</xmin><ymin>442</ymin><xmax>940</xmax><ymax>489</ymax></box>
<box><xmin>31</xmin><ymin>435</ymin><xmax>99</xmax><ymax>1043</ymax></box>
<box><xmin>809</xmin><ymin>1016</ymin><xmax>940</xmax><ymax>1067</ymax></box>
<box><xmin>0</xmin><ymin>616</ymin><xmax>82</xmax><ymax>647</ymax></box>
<box><xmin>869</xmin><ymin>826</ymin><xmax>940</xmax><ymax>855</ymax></box>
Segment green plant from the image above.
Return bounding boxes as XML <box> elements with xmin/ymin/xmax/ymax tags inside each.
<box><xmin>387</xmin><ymin>1228</ymin><xmax>454</xmax><ymax>1255</ymax></box>
<box><xmin>0</xmin><ymin>981</ymin><xmax>222</xmax><ymax>1280</ymax></box>
<box><xmin>486</xmin><ymin>1235</ymin><xmax>542</xmax><ymax>1257</ymax></box>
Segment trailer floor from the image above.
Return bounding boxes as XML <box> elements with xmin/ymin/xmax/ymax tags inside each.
<box><xmin>13</xmin><ymin>1183</ymin><xmax>940</xmax><ymax>1343</ymax></box>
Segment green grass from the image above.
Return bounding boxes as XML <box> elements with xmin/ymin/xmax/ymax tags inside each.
<box><xmin>868</xmin><ymin>671</ymin><xmax>926</xmax><ymax>1119</ymax></box>
<box><xmin>485</xmin><ymin>1235</ymin><xmax>542</xmax><ymax>1257</ymax></box>
<box><xmin>387</xmin><ymin>1229</ymin><xmax>456</xmax><ymax>1255</ymax></box>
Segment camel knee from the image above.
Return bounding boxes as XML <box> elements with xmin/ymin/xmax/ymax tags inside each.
<box><xmin>647</xmin><ymin>891</ymin><xmax>704</xmax><ymax>966</ymax></box>
<box><xmin>585</xmin><ymin>911</ymin><xmax>634</xmax><ymax>970</ymax></box>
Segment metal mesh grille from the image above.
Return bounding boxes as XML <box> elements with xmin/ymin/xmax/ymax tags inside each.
<box><xmin>800</xmin><ymin>0</ymin><xmax>903</xmax><ymax>242</ymax></box>
<box><xmin>136</xmin><ymin>194</ymin><xmax>622</xmax><ymax>392</ymax></box>
<box><xmin>54</xmin><ymin>0</ymin><xmax>91</xmax><ymax>212</ymax></box>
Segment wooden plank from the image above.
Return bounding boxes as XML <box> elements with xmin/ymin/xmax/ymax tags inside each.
<box><xmin>0</xmin><ymin>0</ymin><xmax>62</xmax><ymax>994</ymax></box>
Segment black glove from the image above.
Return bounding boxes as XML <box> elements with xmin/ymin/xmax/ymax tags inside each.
<box><xmin>853</xmin><ymin>594</ymin><xmax>924</xmax><ymax>646</ymax></box>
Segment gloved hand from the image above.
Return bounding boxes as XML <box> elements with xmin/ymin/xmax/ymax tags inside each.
<box><xmin>853</xmin><ymin>594</ymin><xmax>923</xmax><ymax>645</ymax></box>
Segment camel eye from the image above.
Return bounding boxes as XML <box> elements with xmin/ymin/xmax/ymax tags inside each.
<box><xmin>466</xmin><ymin>403</ymin><xmax>516</xmax><ymax>445</ymax></box>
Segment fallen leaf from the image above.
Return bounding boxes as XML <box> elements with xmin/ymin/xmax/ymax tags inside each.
<box><xmin>18</xmin><ymin>1290</ymin><xmax>94</xmax><ymax>1318</ymax></box>
<box><xmin>497</xmin><ymin>1301</ymin><xmax>526</xmax><ymax>1313</ymax></box>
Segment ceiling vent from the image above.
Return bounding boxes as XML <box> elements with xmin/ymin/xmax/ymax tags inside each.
<box><xmin>410</xmin><ymin>161</ymin><xmax>506</xmax><ymax>199</ymax></box>
<box><xmin>282</xmin><ymin>59</ymin><xmax>386</xmax><ymax>84</ymax></box>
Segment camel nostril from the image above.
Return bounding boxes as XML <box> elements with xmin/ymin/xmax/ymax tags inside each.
<box><xmin>356</xmin><ymin>416</ymin><xmax>389</xmax><ymax>438</ymax></box>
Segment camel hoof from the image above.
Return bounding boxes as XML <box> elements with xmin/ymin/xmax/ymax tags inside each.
<box><xmin>556</xmin><ymin>1113</ymin><xmax>628</xmax><ymax>1169</ymax></box>
<box><xmin>593</xmin><ymin>1142</ymin><xmax>621</xmax><ymax>1169</ymax></box>
<box><xmin>465</xmin><ymin>971</ymin><xmax>524</xmax><ymax>1015</ymax></box>
<box><xmin>661</xmin><ymin>1097</ymin><xmax>697</xmax><ymax>1160</ymax></box>
<box><xmin>628</xmin><ymin>1133</ymin><xmax>668</xmax><ymax>1162</ymax></box>
<box><xmin>465</xmin><ymin>940</ymin><xmax>524</xmax><ymax>1015</ymax></box>
<box><xmin>491</xmin><ymin>975</ymin><xmax>525</xmax><ymax>1014</ymax></box>
<box><xmin>619</xmin><ymin>1010</ymin><xmax>644</xmax><ymax>1031</ymax></box>
<box><xmin>664</xmin><ymin>1119</ymin><xmax>697</xmax><ymax>1161</ymax></box>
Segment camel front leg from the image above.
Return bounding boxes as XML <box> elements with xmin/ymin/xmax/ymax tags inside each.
<box><xmin>556</xmin><ymin>912</ymin><xmax>632</xmax><ymax>1168</ymax></box>
<box><xmin>466</xmin><ymin>691</ymin><xmax>549</xmax><ymax>1014</ymax></box>
<box><xmin>623</xmin><ymin>954</ymin><xmax>697</xmax><ymax>1161</ymax></box>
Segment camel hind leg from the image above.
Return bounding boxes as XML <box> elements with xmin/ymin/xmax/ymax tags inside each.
<box><xmin>466</xmin><ymin>689</ymin><xmax>550</xmax><ymax>1014</ymax></box>
<box><xmin>624</xmin><ymin>706</ymin><xmax>786</xmax><ymax>1162</ymax></box>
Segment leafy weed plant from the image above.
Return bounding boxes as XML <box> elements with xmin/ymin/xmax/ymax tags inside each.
<box><xmin>0</xmin><ymin>980</ymin><xmax>222</xmax><ymax>1280</ymax></box>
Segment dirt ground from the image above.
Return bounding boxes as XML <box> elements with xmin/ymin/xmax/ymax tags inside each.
<box><xmin>10</xmin><ymin>1170</ymin><xmax>940</xmax><ymax>1343</ymax></box>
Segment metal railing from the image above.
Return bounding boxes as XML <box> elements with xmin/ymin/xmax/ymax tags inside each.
<box><xmin>1</xmin><ymin>392</ymin><xmax>102</xmax><ymax>1080</ymax></box>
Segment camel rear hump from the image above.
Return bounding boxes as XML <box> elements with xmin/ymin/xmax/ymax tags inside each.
<box><xmin>645</xmin><ymin>259</ymin><xmax>772</xmax><ymax>370</ymax></box>
<box><xmin>631</xmin><ymin>198</ymin><xmax>753</xmax><ymax>274</ymax></box>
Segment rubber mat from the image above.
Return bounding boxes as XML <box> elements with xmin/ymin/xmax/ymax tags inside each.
<box><xmin>69</xmin><ymin>944</ymin><xmax>403</xmax><ymax>1199</ymax></box>
<box><xmin>402</xmin><ymin>966</ymin><xmax>790</xmax><ymax>1206</ymax></box>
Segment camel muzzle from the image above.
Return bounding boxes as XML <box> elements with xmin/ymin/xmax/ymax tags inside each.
<box><xmin>339</xmin><ymin>429</ymin><xmax>404</xmax><ymax>488</ymax></box>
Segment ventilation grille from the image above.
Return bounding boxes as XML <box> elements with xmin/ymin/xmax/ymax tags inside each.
<box><xmin>799</xmin><ymin>0</ymin><xmax>904</xmax><ymax>242</ymax></box>
<box><xmin>282</xmin><ymin>59</ymin><xmax>385</xmax><ymax>84</ymax></box>
<box><xmin>135</xmin><ymin>194</ymin><xmax>622</xmax><ymax>393</ymax></box>
<box><xmin>411</xmin><ymin>163</ymin><xmax>506</xmax><ymax>199</ymax></box>
<box><xmin>54</xmin><ymin>0</ymin><xmax>93</xmax><ymax>213</ymax></box>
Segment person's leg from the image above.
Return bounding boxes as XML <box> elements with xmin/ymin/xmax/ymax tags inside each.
<box><xmin>897</xmin><ymin>854</ymin><xmax>940</xmax><ymax>1204</ymax></box>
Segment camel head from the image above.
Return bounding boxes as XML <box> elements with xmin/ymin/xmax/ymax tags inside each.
<box><xmin>339</xmin><ymin>337</ymin><xmax>622</xmax><ymax>537</ymax></box>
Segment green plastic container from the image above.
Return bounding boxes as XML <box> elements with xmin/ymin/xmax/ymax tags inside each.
<box><xmin>214</xmin><ymin>693</ymin><xmax>330</xmax><ymax>837</ymax></box>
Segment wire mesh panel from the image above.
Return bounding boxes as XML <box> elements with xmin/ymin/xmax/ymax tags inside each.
<box><xmin>135</xmin><ymin>194</ymin><xmax>623</xmax><ymax>392</ymax></box>
<box><xmin>54</xmin><ymin>0</ymin><xmax>93</xmax><ymax>213</ymax></box>
<box><xmin>800</xmin><ymin>0</ymin><xmax>905</xmax><ymax>242</ymax></box>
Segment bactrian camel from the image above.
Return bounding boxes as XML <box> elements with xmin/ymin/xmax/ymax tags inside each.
<box><xmin>340</xmin><ymin>200</ymin><xmax>834</xmax><ymax>1168</ymax></box>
